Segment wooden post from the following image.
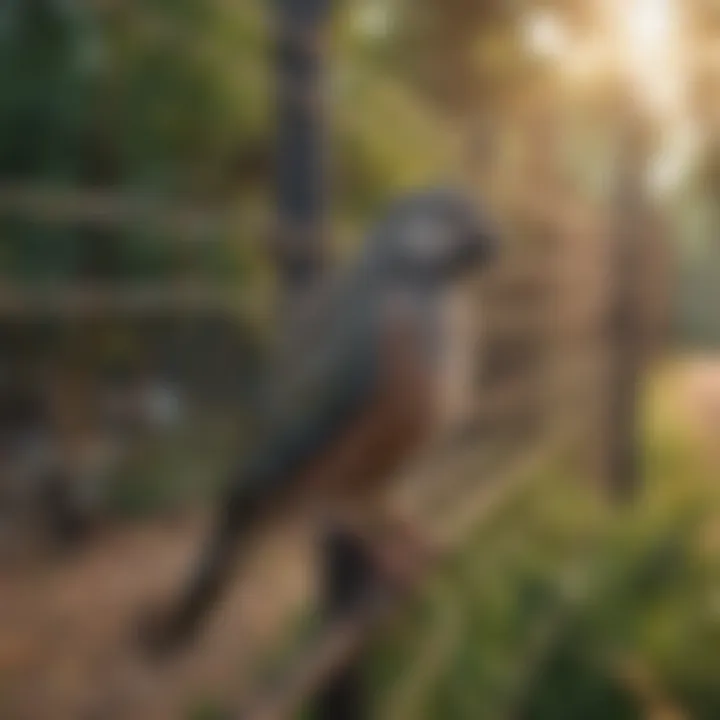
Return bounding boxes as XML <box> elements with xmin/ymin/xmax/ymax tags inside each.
<box><xmin>606</xmin><ymin>100</ymin><xmax>647</xmax><ymax>502</ymax></box>
<box><xmin>275</xmin><ymin>6</ymin><xmax>373</xmax><ymax>717</ymax></box>
<box><xmin>314</xmin><ymin>526</ymin><xmax>375</xmax><ymax>720</ymax></box>
<box><xmin>275</xmin><ymin>0</ymin><xmax>331</xmax><ymax>305</ymax></box>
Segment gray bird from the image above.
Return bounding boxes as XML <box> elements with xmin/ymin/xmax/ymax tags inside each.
<box><xmin>145</xmin><ymin>187</ymin><xmax>497</xmax><ymax>651</ymax></box>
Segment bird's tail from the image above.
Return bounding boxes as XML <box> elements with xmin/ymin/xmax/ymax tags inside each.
<box><xmin>143</xmin><ymin>481</ymin><xmax>266</xmax><ymax>655</ymax></box>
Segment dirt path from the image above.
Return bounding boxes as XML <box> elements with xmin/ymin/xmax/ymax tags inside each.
<box><xmin>0</xmin><ymin>514</ymin><xmax>314</xmax><ymax>720</ymax></box>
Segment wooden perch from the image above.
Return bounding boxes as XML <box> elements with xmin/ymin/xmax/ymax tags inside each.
<box><xmin>233</xmin><ymin>431</ymin><xmax>569</xmax><ymax>720</ymax></box>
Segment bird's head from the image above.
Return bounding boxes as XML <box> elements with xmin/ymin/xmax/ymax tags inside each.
<box><xmin>379</xmin><ymin>188</ymin><xmax>498</xmax><ymax>288</ymax></box>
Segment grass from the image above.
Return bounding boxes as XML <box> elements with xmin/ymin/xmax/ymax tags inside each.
<box><xmin>369</xmin><ymin>461</ymin><xmax>610</xmax><ymax>720</ymax></box>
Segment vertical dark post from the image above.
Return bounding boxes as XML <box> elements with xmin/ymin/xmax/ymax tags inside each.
<box><xmin>314</xmin><ymin>527</ymin><xmax>374</xmax><ymax>720</ymax></box>
<box><xmin>275</xmin><ymin>0</ymin><xmax>331</xmax><ymax>303</ymax></box>
<box><xmin>275</xmin><ymin>2</ymin><xmax>371</xmax><ymax>716</ymax></box>
<box><xmin>607</xmin><ymin>99</ymin><xmax>646</xmax><ymax>502</ymax></box>
<box><xmin>275</xmin><ymin>2</ymin><xmax>372</xmax><ymax>715</ymax></box>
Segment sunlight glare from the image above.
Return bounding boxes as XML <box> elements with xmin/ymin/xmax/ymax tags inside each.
<box><xmin>522</xmin><ymin>10</ymin><xmax>570</xmax><ymax>60</ymax></box>
<box><xmin>614</xmin><ymin>0</ymin><xmax>684</xmax><ymax>116</ymax></box>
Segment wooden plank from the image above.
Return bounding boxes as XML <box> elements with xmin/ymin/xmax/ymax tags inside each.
<box><xmin>0</xmin><ymin>182</ymin><xmax>255</xmax><ymax>241</ymax></box>
<box><xmin>0</xmin><ymin>284</ymin><xmax>261</xmax><ymax>317</ymax></box>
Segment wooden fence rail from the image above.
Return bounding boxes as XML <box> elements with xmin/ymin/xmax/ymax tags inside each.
<box><xmin>0</xmin><ymin>182</ymin><xmax>256</xmax><ymax>240</ymax></box>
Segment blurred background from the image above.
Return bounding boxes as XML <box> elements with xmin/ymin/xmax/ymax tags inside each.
<box><xmin>1</xmin><ymin>0</ymin><xmax>720</xmax><ymax>718</ymax></box>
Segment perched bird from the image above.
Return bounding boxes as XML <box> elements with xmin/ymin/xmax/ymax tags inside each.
<box><xmin>145</xmin><ymin>187</ymin><xmax>497</xmax><ymax>652</ymax></box>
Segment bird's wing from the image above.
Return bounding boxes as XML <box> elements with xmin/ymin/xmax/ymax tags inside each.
<box><xmin>237</xmin><ymin>288</ymin><xmax>435</xmax><ymax>500</ymax></box>
<box><xmin>238</xmin><ymin>304</ymin><xmax>383</xmax><ymax>497</ymax></box>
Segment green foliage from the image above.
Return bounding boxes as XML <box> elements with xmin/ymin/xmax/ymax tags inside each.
<box><xmin>0</xmin><ymin>0</ymin><xmax>98</xmax><ymax>180</ymax></box>
<box><xmin>0</xmin><ymin>0</ymin><xmax>451</xmax><ymax>283</ymax></box>
<box><xmin>369</xmin><ymin>371</ymin><xmax>720</xmax><ymax>719</ymax></box>
<box><xmin>367</xmin><ymin>464</ymin><xmax>607</xmax><ymax>719</ymax></box>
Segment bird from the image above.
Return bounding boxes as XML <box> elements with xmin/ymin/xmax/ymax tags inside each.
<box><xmin>142</xmin><ymin>187</ymin><xmax>498</xmax><ymax>653</ymax></box>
